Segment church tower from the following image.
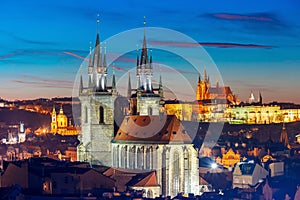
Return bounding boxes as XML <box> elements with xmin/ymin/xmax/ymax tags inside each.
<box><xmin>18</xmin><ymin>122</ymin><xmax>26</xmax><ymax>143</ymax></box>
<box><xmin>129</xmin><ymin>17</ymin><xmax>161</xmax><ymax>116</ymax></box>
<box><xmin>51</xmin><ymin>106</ymin><xmax>57</xmax><ymax>133</ymax></box>
<box><xmin>77</xmin><ymin>16</ymin><xmax>116</xmax><ymax>166</ymax></box>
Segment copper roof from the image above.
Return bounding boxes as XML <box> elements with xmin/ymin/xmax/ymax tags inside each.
<box><xmin>113</xmin><ymin>115</ymin><xmax>192</xmax><ymax>144</ymax></box>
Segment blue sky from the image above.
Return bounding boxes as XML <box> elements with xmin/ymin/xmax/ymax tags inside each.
<box><xmin>0</xmin><ymin>0</ymin><xmax>300</xmax><ymax>103</ymax></box>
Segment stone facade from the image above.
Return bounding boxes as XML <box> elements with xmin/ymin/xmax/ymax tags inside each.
<box><xmin>111</xmin><ymin>143</ymin><xmax>199</xmax><ymax>197</ymax></box>
<box><xmin>137</xmin><ymin>95</ymin><xmax>160</xmax><ymax>116</ymax></box>
<box><xmin>78</xmin><ymin>92</ymin><xmax>115</xmax><ymax>166</ymax></box>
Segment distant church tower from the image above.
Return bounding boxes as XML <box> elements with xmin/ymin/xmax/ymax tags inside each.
<box><xmin>196</xmin><ymin>69</ymin><xmax>210</xmax><ymax>101</ymax></box>
<box><xmin>77</xmin><ymin>16</ymin><xmax>116</xmax><ymax>166</ymax></box>
<box><xmin>51</xmin><ymin>106</ymin><xmax>57</xmax><ymax>133</ymax></box>
<box><xmin>18</xmin><ymin>122</ymin><xmax>26</xmax><ymax>143</ymax></box>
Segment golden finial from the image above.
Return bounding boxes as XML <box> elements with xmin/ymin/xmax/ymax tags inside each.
<box><xmin>96</xmin><ymin>13</ymin><xmax>100</xmax><ymax>33</ymax></box>
<box><xmin>143</xmin><ymin>16</ymin><xmax>146</xmax><ymax>26</ymax></box>
<box><xmin>96</xmin><ymin>13</ymin><xmax>100</xmax><ymax>23</ymax></box>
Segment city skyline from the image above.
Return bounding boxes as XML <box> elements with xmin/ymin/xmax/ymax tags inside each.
<box><xmin>0</xmin><ymin>0</ymin><xmax>300</xmax><ymax>103</ymax></box>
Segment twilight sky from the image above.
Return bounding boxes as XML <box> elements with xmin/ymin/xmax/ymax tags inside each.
<box><xmin>0</xmin><ymin>0</ymin><xmax>300</xmax><ymax>103</ymax></box>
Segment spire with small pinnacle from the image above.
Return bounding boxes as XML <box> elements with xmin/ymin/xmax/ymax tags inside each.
<box><xmin>103</xmin><ymin>44</ymin><xmax>107</xmax><ymax>69</ymax></box>
<box><xmin>216</xmin><ymin>74</ymin><xmax>219</xmax><ymax>88</ymax></box>
<box><xmin>112</xmin><ymin>72</ymin><xmax>116</xmax><ymax>94</ymax></box>
<box><xmin>79</xmin><ymin>75</ymin><xmax>83</xmax><ymax>94</ymax></box>
<box><xmin>127</xmin><ymin>73</ymin><xmax>132</xmax><ymax>98</ymax></box>
<box><xmin>52</xmin><ymin>105</ymin><xmax>56</xmax><ymax>116</ymax></box>
<box><xmin>159</xmin><ymin>75</ymin><xmax>163</xmax><ymax>99</ymax></box>
<box><xmin>59</xmin><ymin>105</ymin><xmax>63</xmax><ymax>114</ymax></box>
<box><xmin>258</xmin><ymin>91</ymin><xmax>263</xmax><ymax>105</ymax></box>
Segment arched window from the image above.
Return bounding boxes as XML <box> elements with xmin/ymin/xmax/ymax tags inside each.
<box><xmin>121</xmin><ymin>146</ymin><xmax>126</xmax><ymax>168</ymax></box>
<box><xmin>84</xmin><ymin>106</ymin><xmax>88</xmax><ymax>123</ymax></box>
<box><xmin>184</xmin><ymin>149</ymin><xmax>190</xmax><ymax>193</ymax></box>
<box><xmin>147</xmin><ymin>189</ymin><xmax>153</xmax><ymax>198</ymax></box>
<box><xmin>148</xmin><ymin>107</ymin><xmax>153</xmax><ymax>115</ymax></box>
<box><xmin>173</xmin><ymin>151</ymin><xmax>180</xmax><ymax>196</ymax></box>
<box><xmin>137</xmin><ymin>147</ymin><xmax>143</xmax><ymax>169</ymax></box>
<box><xmin>113</xmin><ymin>146</ymin><xmax>119</xmax><ymax>167</ymax></box>
<box><xmin>146</xmin><ymin>148</ymin><xmax>150</xmax><ymax>169</ymax></box>
<box><xmin>129</xmin><ymin>146</ymin><xmax>135</xmax><ymax>169</ymax></box>
<box><xmin>99</xmin><ymin>106</ymin><xmax>104</xmax><ymax>124</ymax></box>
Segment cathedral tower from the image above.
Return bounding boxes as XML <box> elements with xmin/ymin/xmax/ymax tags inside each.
<box><xmin>77</xmin><ymin>16</ymin><xmax>116</xmax><ymax>166</ymax></box>
<box><xmin>196</xmin><ymin>69</ymin><xmax>210</xmax><ymax>101</ymax></box>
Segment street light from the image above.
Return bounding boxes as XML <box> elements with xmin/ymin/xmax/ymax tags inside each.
<box><xmin>211</xmin><ymin>163</ymin><xmax>218</xmax><ymax>169</ymax></box>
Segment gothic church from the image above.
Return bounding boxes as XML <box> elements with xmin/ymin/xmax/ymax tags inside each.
<box><xmin>77</xmin><ymin>19</ymin><xmax>200</xmax><ymax>197</ymax></box>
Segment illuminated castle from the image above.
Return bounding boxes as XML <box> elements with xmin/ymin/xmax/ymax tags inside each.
<box><xmin>196</xmin><ymin>69</ymin><xmax>236</xmax><ymax>104</ymax></box>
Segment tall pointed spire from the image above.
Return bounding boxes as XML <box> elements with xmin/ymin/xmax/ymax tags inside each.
<box><xmin>216</xmin><ymin>74</ymin><xmax>219</xmax><ymax>88</ymax></box>
<box><xmin>127</xmin><ymin>73</ymin><xmax>132</xmax><ymax>98</ymax></box>
<box><xmin>196</xmin><ymin>74</ymin><xmax>201</xmax><ymax>101</ymax></box>
<box><xmin>102</xmin><ymin>43</ymin><xmax>108</xmax><ymax>83</ymax></box>
<box><xmin>112</xmin><ymin>72</ymin><xmax>116</xmax><ymax>94</ymax></box>
<box><xmin>159</xmin><ymin>75</ymin><xmax>164</xmax><ymax>99</ymax></box>
<box><xmin>140</xmin><ymin>16</ymin><xmax>148</xmax><ymax>66</ymax></box>
<box><xmin>258</xmin><ymin>91</ymin><xmax>263</xmax><ymax>105</ymax></box>
<box><xmin>92</xmin><ymin>14</ymin><xmax>101</xmax><ymax>89</ymax></box>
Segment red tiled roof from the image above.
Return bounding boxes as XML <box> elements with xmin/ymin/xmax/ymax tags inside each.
<box><xmin>113</xmin><ymin>115</ymin><xmax>192</xmax><ymax>144</ymax></box>
<box><xmin>103</xmin><ymin>168</ymin><xmax>158</xmax><ymax>191</ymax></box>
<box><xmin>129</xmin><ymin>171</ymin><xmax>158</xmax><ymax>187</ymax></box>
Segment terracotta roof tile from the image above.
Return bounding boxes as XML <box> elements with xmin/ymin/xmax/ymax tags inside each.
<box><xmin>113</xmin><ymin>115</ymin><xmax>192</xmax><ymax>144</ymax></box>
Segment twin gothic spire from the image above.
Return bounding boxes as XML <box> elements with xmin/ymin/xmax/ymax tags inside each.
<box><xmin>80</xmin><ymin>16</ymin><xmax>162</xmax><ymax>99</ymax></box>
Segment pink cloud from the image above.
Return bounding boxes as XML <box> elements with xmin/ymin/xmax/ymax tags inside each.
<box><xmin>149</xmin><ymin>41</ymin><xmax>273</xmax><ymax>49</ymax></box>
<box><xmin>212</xmin><ymin>13</ymin><xmax>274</xmax><ymax>22</ymax></box>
